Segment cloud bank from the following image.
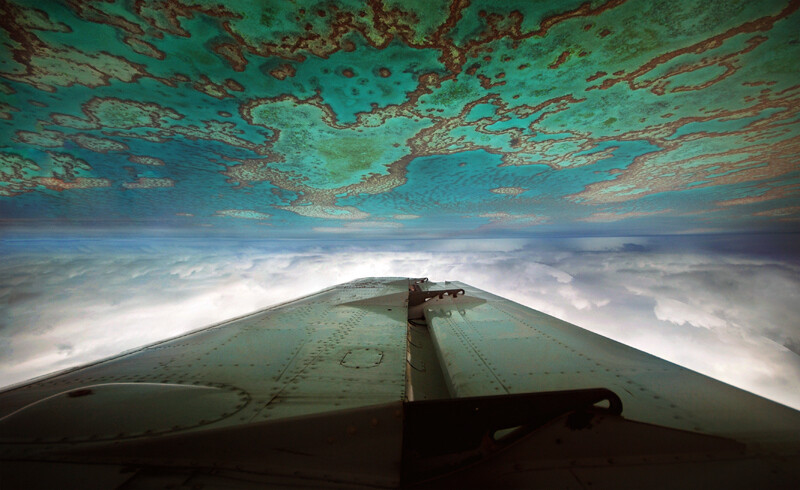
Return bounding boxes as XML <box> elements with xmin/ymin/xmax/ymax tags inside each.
<box><xmin>1</xmin><ymin>236</ymin><xmax>798</xmax><ymax>409</ymax></box>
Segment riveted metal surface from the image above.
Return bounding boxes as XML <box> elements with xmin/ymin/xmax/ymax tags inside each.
<box><xmin>410</xmin><ymin>410</ymin><xmax>795</xmax><ymax>489</ymax></box>
<box><xmin>0</xmin><ymin>382</ymin><xmax>248</xmax><ymax>443</ymax></box>
<box><xmin>60</xmin><ymin>402</ymin><xmax>405</xmax><ymax>488</ymax></box>
<box><xmin>341</xmin><ymin>348</ymin><xmax>384</xmax><ymax>368</ymax></box>
<box><xmin>405</xmin><ymin>321</ymin><xmax>450</xmax><ymax>402</ymax></box>
<box><xmin>0</xmin><ymin>278</ymin><xmax>409</xmax><ymax>437</ymax></box>
<box><xmin>426</xmin><ymin>280</ymin><xmax>800</xmax><ymax>449</ymax></box>
<box><xmin>2</xmin><ymin>277</ymin><xmax>799</xmax><ymax>489</ymax></box>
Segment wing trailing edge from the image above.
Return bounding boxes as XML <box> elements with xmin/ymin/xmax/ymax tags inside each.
<box><xmin>1</xmin><ymin>277</ymin><xmax>798</xmax><ymax>488</ymax></box>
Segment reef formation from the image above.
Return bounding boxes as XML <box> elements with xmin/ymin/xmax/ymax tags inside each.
<box><xmin>1</xmin><ymin>0</ymin><xmax>798</xmax><ymax>236</ymax></box>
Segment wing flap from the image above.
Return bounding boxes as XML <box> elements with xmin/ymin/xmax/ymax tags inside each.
<box><xmin>424</xmin><ymin>280</ymin><xmax>800</xmax><ymax>446</ymax></box>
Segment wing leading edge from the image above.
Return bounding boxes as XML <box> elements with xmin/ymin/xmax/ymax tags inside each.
<box><xmin>0</xmin><ymin>277</ymin><xmax>798</xmax><ymax>489</ymax></box>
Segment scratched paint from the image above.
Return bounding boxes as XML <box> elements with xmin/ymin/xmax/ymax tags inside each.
<box><xmin>0</xmin><ymin>0</ymin><xmax>798</xmax><ymax>235</ymax></box>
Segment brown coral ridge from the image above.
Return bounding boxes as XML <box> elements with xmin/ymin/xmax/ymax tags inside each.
<box><xmin>193</xmin><ymin>0</ymin><xmax>625</xmax><ymax>82</ymax></box>
<box><xmin>224</xmin><ymin>88</ymin><xmax>599</xmax><ymax>216</ymax></box>
<box><xmin>590</xmin><ymin>0</ymin><xmax>800</xmax><ymax>93</ymax></box>
<box><xmin>46</xmin><ymin>97</ymin><xmax>277</xmax><ymax>157</ymax></box>
<box><xmin>570</xmin><ymin>85</ymin><xmax>800</xmax><ymax>204</ymax></box>
<box><xmin>0</xmin><ymin>151</ymin><xmax>114</xmax><ymax>196</ymax></box>
<box><xmin>1</xmin><ymin>0</ymin><xmax>635</xmax><ymax>99</ymax></box>
<box><xmin>253</xmin><ymin>61</ymin><xmax>800</xmax><ymax>206</ymax></box>
<box><xmin>238</xmin><ymin>77</ymin><xmax>600</xmax><ymax>172</ymax></box>
<box><xmin>0</xmin><ymin>1</ymin><xmax>151</xmax><ymax>92</ymax></box>
<box><xmin>37</xmin><ymin>177</ymin><xmax>111</xmax><ymax>191</ymax></box>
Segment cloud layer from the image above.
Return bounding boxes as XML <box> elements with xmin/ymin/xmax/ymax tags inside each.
<box><xmin>1</xmin><ymin>237</ymin><xmax>798</xmax><ymax>409</ymax></box>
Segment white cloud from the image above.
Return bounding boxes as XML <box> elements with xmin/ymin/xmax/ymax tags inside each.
<box><xmin>1</xmin><ymin>238</ymin><xmax>799</xmax><ymax>410</ymax></box>
<box><xmin>654</xmin><ymin>297</ymin><xmax>729</xmax><ymax>329</ymax></box>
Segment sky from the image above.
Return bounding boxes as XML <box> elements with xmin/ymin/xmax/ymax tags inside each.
<box><xmin>2</xmin><ymin>234</ymin><xmax>799</xmax><ymax>410</ymax></box>
<box><xmin>0</xmin><ymin>0</ymin><xmax>798</xmax><ymax>416</ymax></box>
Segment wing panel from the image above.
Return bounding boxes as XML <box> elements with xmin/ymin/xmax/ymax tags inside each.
<box><xmin>0</xmin><ymin>278</ymin><xmax>409</xmax><ymax>440</ymax></box>
<box><xmin>426</xmin><ymin>311</ymin><xmax>510</xmax><ymax>397</ymax></box>
<box><xmin>425</xmin><ymin>280</ymin><xmax>800</xmax><ymax>446</ymax></box>
<box><xmin>3</xmin><ymin>276</ymin><xmax>800</xmax><ymax>489</ymax></box>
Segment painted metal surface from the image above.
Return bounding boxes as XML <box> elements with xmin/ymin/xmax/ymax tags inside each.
<box><xmin>0</xmin><ymin>277</ymin><xmax>409</xmax><ymax>440</ymax></box>
<box><xmin>424</xmin><ymin>281</ymin><xmax>800</xmax><ymax>447</ymax></box>
<box><xmin>0</xmin><ymin>277</ymin><xmax>799</xmax><ymax>488</ymax></box>
<box><xmin>1</xmin><ymin>1</ymin><xmax>799</xmax><ymax>235</ymax></box>
<box><xmin>0</xmin><ymin>382</ymin><xmax>246</xmax><ymax>442</ymax></box>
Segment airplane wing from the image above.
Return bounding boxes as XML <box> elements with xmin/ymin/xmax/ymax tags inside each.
<box><xmin>1</xmin><ymin>277</ymin><xmax>798</xmax><ymax>489</ymax></box>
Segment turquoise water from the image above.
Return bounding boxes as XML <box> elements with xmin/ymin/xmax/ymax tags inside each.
<box><xmin>1</xmin><ymin>0</ymin><xmax>798</xmax><ymax>236</ymax></box>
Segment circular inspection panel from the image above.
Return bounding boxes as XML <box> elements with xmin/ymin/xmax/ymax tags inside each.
<box><xmin>0</xmin><ymin>382</ymin><xmax>249</xmax><ymax>443</ymax></box>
